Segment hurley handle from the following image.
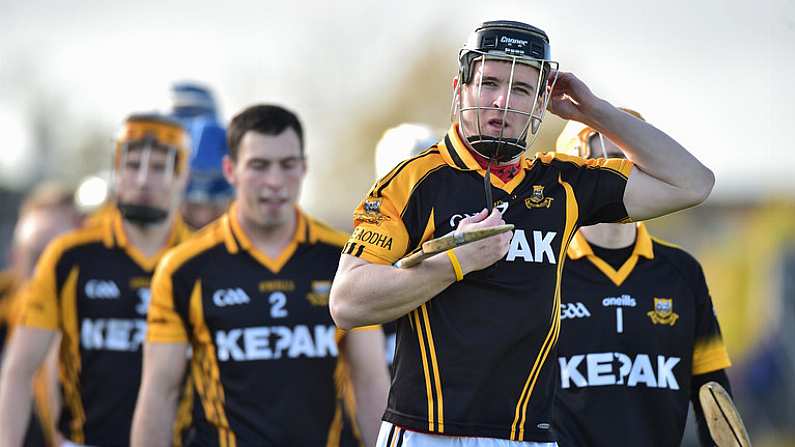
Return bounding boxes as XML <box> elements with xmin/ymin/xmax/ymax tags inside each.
<box><xmin>395</xmin><ymin>224</ymin><xmax>514</xmax><ymax>269</ymax></box>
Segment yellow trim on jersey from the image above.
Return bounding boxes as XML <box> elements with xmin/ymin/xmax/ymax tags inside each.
<box><xmin>650</xmin><ymin>236</ymin><xmax>683</xmax><ymax>250</ymax></box>
<box><xmin>512</xmin><ymin>176</ymin><xmax>577</xmax><ymax>441</ymax></box>
<box><xmin>420</xmin><ymin>303</ymin><xmax>444</xmax><ymax>432</ymax></box>
<box><xmin>692</xmin><ymin>337</ymin><xmax>732</xmax><ymax>375</ymax></box>
<box><xmin>535</xmin><ymin>152</ymin><xmax>634</xmax><ymax>180</ymax></box>
<box><xmin>440</xmin><ymin>124</ymin><xmax>528</xmax><ymax>194</ymax></box>
<box><xmin>412</xmin><ymin>309</ymin><xmax>436</xmax><ymax>432</ymax></box>
<box><xmin>188</xmin><ymin>280</ymin><xmax>237</xmax><ymax>447</ymax></box>
<box><xmin>107</xmin><ymin>208</ymin><xmax>192</xmax><ymax>271</ymax></box>
<box><xmin>227</xmin><ymin>202</ymin><xmax>306</xmax><ymax>273</ymax></box>
<box><xmin>420</xmin><ymin>208</ymin><xmax>436</xmax><ymax>246</ymax></box>
<box><xmin>59</xmin><ymin>266</ymin><xmax>86</xmax><ymax>444</ymax></box>
<box><xmin>20</xmin><ymin>225</ymin><xmax>107</xmax><ymax>331</ymax></box>
<box><xmin>173</xmin><ymin>374</ymin><xmax>194</xmax><ymax>447</ymax></box>
<box><xmin>147</xmin><ymin>220</ymin><xmax>228</xmax><ymax>343</ymax></box>
<box><xmin>325</xmin><ymin>403</ymin><xmax>343</xmax><ymax>447</ymax></box>
<box><xmin>567</xmin><ymin>223</ymin><xmax>654</xmax><ymax>286</ymax></box>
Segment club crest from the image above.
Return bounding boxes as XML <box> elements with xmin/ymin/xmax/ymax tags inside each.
<box><xmin>355</xmin><ymin>197</ymin><xmax>390</xmax><ymax>225</ymax></box>
<box><xmin>525</xmin><ymin>185</ymin><xmax>553</xmax><ymax>209</ymax></box>
<box><xmin>647</xmin><ymin>297</ymin><xmax>679</xmax><ymax>326</ymax></box>
<box><xmin>306</xmin><ymin>280</ymin><xmax>332</xmax><ymax>306</ymax></box>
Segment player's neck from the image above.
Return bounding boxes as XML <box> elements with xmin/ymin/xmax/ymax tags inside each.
<box><xmin>579</xmin><ymin>222</ymin><xmax>637</xmax><ymax>250</ymax></box>
<box><xmin>122</xmin><ymin>213</ymin><xmax>176</xmax><ymax>258</ymax></box>
<box><xmin>236</xmin><ymin>205</ymin><xmax>297</xmax><ymax>259</ymax></box>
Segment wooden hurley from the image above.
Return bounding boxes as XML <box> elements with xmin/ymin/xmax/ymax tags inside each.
<box><xmin>699</xmin><ymin>381</ymin><xmax>751</xmax><ymax>447</ymax></box>
<box><xmin>394</xmin><ymin>224</ymin><xmax>514</xmax><ymax>269</ymax></box>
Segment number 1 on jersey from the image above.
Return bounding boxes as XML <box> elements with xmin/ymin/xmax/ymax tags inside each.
<box><xmin>615</xmin><ymin>308</ymin><xmax>623</xmax><ymax>333</ymax></box>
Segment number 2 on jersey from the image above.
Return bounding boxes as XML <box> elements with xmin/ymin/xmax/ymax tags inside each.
<box><xmin>269</xmin><ymin>292</ymin><xmax>288</xmax><ymax>318</ymax></box>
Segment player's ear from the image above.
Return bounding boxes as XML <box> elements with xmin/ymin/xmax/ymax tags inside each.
<box><xmin>222</xmin><ymin>155</ymin><xmax>236</xmax><ymax>186</ymax></box>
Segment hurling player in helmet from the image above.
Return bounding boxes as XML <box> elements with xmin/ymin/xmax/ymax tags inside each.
<box><xmin>0</xmin><ymin>114</ymin><xmax>192</xmax><ymax>447</ymax></box>
<box><xmin>331</xmin><ymin>20</ymin><xmax>715</xmax><ymax>446</ymax></box>
<box><xmin>553</xmin><ymin>110</ymin><xmax>733</xmax><ymax>447</ymax></box>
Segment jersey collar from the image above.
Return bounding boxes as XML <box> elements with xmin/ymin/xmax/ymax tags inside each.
<box><xmin>104</xmin><ymin>206</ymin><xmax>190</xmax><ymax>271</ymax></box>
<box><xmin>439</xmin><ymin>123</ymin><xmax>528</xmax><ymax>194</ymax></box>
<box><xmin>567</xmin><ymin>222</ymin><xmax>654</xmax><ymax>286</ymax></box>
<box><xmin>223</xmin><ymin>201</ymin><xmax>308</xmax><ymax>273</ymax></box>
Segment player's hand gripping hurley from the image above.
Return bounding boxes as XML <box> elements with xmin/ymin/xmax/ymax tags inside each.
<box><xmin>395</xmin><ymin>224</ymin><xmax>514</xmax><ymax>269</ymax></box>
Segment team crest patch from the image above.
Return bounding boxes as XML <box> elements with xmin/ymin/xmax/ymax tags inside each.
<box><xmin>647</xmin><ymin>298</ymin><xmax>679</xmax><ymax>326</ymax></box>
<box><xmin>525</xmin><ymin>185</ymin><xmax>553</xmax><ymax>209</ymax></box>
<box><xmin>364</xmin><ymin>198</ymin><xmax>381</xmax><ymax>213</ymax></box>
<box><xmin>355</xmin><ymin>197</ymin><xmax>390</xmax><ymax>225</ymax></box>
<box><xmin>306</xmin><ymin>280</ymin><xmax>332</xmax><ymax>306</ymax></box>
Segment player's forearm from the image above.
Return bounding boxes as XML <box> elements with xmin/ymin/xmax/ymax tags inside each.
<box><xmin>587</xmin><ymin>100</ymin><xmax>714</xmax><ymax>203</ymax></box>
<box><xmin>351</xmin><ymin>358</ymin><xmax>389</xmax><ymax>446</ymax></box>
<box><xmin>0</xmin><ymin>368</ymin><xmax>35</xmax><ymax>447</ymax></box>
<box><xmin>355</xmin><ymin>381</ymin><xmax>389</xmax><ymax>447</ymax></box>
<box><xmin>130</xmin><ymin>381</ymin><xmax>180</xmax><ymax>447</ymax></box>
<box><xmin>330</xmin><ymin>254</ymin><xmax>457</xmax><ymax>329</ymax></box>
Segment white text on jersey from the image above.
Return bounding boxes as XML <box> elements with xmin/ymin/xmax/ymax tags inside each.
<box><xmin>560</xmin><ymin>302</ymin><xmax>591</xmax><ymax>319</ymax></box>
<box><xmin>506</xmin><ymin>230</ymin><xmax>557</xmax><ymax>264</ymax></box>
<box><xmin>559</xmin><ymin>352</ymin><xmax>680</xmax><ymax>390</ymax></box>
<box><xmin>216</xmin><ymin>324</ymin><xmax>337</xmax><ymax>361</ymax></box>
<box><xmin>81</xmin><ymin>318</ymin><xmax>146</xmax><ymax>351</ymax></box>
<box><xmin>213</xmin><ymin>288</ymin><xmax>251</xmax><ymax>307</ymax></box>
<box><xmin>84</xmin><ymin>280</ymin><xmax>121</xmax><ymax>299</ymax></box>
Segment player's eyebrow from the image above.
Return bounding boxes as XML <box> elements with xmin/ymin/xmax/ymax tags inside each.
<box><xmin>511</xmin><ymin>80</ymin><xmax>536</xmax><ymax>92</ymax></box>
<box><xmin>246</xmin><ymin>155</ymin><xmax>303</xmax><ymax>165</ymax></box>
<box><xmin>481</xmin><ymin>75</ymin><xmax>536</xmax><ymax>93</ymax></box>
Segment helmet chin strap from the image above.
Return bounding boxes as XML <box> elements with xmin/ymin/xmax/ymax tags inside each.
<box><xmin>117</xmin><ymin>202</ymin><xmax>169</xmax><ymax>227</ymax></box>
<box><xmin>468</xmin><ymin>136</ymin><xmax>524</xmax><ymax>213</ymax></box>
<box><xmin>466</xmin><ymin>136</ymin><xmax>526</xmax><ymax>163</ymax></box>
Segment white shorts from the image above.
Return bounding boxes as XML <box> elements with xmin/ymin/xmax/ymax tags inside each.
<box><xmin>376</xmin><ymin>421</ymin><xmax>558</xmax><ymax>447</ymax></box>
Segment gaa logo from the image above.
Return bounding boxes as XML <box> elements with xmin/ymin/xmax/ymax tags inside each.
<box><xmin>560</xmin><ymin>302</ymin><xmax>591</xmax><ymax>319</ymax></box>
<box><xmin>213</xmin><ymin>288</ymin><xmax>251</xmax><ymax>307</ymax></box>
<box><xmin>85</xmin><ymin>280</ymin><xmax>120</xmax><ymax>299</ymax></box>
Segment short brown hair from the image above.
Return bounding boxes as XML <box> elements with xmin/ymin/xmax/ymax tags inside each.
<box><xmin>226</xmin><ymin>104</ymin><xmax>304</xmax><ymax>160</ymax></box>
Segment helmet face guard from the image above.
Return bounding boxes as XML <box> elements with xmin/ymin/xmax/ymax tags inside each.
<box><xmin>112</xmin><ymin>114</ymin><xmax>189</xmax><ymax>226</ymax></box>
<box><xmin>453</xmin><ymin>21</ymin><xmax>559</xmax><ymax>163</ymax></box>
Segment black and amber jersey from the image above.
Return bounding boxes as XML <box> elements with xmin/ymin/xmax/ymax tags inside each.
<box><xmin>148</xmin><ymin>204</ymin><xmax>356</xmax><ymax>446</ymax></box>
<box><xmin>345</xmin><ymin>124</ymin><xmax>634</xmax><ymax>442</ymax></box>
<box><xmin>554</xmin><ymin>223</ymin><xmax>732</xmax><ymax>447</ymax></box>
<box><xmin>19</xmin><ymin>208</ymin><xmax>191</xmax><ymax>446</ymax></box>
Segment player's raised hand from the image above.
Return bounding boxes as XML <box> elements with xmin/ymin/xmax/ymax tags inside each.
<box><xmin>453</xmin><ymin>208</ymin><xmax>513</xmax><ymax>275</ymax></box>
<box><xmin>546</xmin><ymin>72</ymin><xmax>601</xmax><ymax>123</ymax></box>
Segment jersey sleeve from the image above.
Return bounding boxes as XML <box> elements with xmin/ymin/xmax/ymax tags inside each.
<box><xmin>691</xmin><ymin>263</ymin><xmax>732</xmax><ymax>375</ymax></box>
<box><xmin>563</xmin><ymin>156</ymin><xmax>634</xmax><ymax>226</ymax></box>
<box><xmin>19</xmin><ymin>242</ymin><xmax>62</xmax><ymax>331</ymax></box>
<box><xmin>344</xmin><ymin>190</ymin><xmax>412</xmax><ymax>265</ymax></box>
<box><xmin>146</xmin><ymin>255</ymin><xmax>190</xmax><ymax>343</ymax></box>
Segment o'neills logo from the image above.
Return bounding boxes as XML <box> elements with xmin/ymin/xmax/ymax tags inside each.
<box><xmin>501</xmin><ymin>35</ymin><xmax>528</xmax><ymax>46</ymax></box>
<box><xmin>352</xmin><ymin>227</ymin><xmax>393</xmax><ymax>250</ymax></box>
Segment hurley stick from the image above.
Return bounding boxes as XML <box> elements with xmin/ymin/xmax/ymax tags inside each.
<box><xmin>699</xmin><ymin>381</ymin><xmax>751</xmax><ymax>447</ymax></box>
<box><xmin>395</xmin><ymin>224</ymin><xmax>514</xmax><ymax>269</ymax></box>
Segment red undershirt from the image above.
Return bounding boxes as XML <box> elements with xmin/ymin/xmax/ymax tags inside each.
<box><xmin>468</xmin><ymin>148</ymin><xmax>522</xmax><ymax>183</ymax></box>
